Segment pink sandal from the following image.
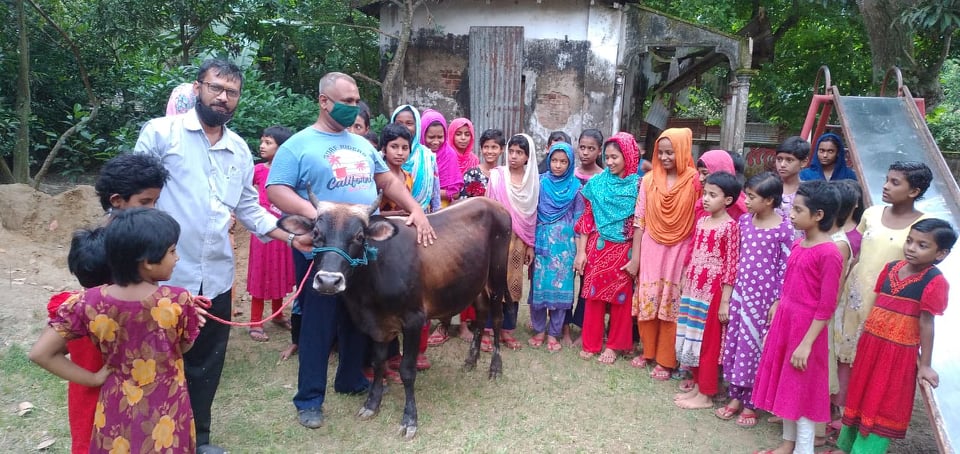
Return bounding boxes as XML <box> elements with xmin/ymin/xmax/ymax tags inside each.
<box><xmin>650</xmin><ymin>365</ymin><xmax>671</xmax><ymax>381</ymax></box>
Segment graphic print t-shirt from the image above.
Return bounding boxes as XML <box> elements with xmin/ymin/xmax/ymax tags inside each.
<box><xmin>267</xmin><ymin>127</ymin><xmax>388</xmax><ymax>206</ymax></box>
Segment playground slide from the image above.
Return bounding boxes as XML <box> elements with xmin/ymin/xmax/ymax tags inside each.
<box><xmin>834</xmin><ymin>93</ymin><xmax>960</xmax><ymax>453</ymax></box>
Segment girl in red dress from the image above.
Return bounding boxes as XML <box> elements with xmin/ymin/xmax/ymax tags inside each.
<box><xmin>837</xmin><ymin>219</ymin><xmax>955</xmax><ymax>454</ymax></box>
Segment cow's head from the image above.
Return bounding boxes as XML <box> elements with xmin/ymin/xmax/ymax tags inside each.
<box><xmin>278</xmin><ymin>188</ymin><xmax>398</xmax><ymax>294</ymax></box>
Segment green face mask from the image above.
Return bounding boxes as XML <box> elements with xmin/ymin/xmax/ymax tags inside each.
<box><xmin>329</xmin><ymin>102</ymin><xmax>361</xmax><ymax>129</ymax></box>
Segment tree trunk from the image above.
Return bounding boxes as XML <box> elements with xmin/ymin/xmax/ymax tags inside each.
<box><xmin>25</xmin><ymin>0</ymin><xmax>101</xmax><ymax>188</ymax></box>
<box><xmin>857</xmin><ymin>0</ymin><xmax>919</xmax><ymax>85</ymax></box>
<box><xmin>381</xmin><ymin>0</ymin><xmax>423</xmax><ymax>113</ymax></box>
<box><xmin>11</xmin><ymin>0</ymin><xmax>32</xmax><ymax>184</ymax></box>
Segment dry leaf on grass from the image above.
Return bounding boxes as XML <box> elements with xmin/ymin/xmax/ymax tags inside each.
<box><xmin>17</xmin><ymin>401</ymin><xmax>34</xmax><ymax>417</ymax></box>
<box><xmin>36</xmin><ymin>438</ymin><xmax>56</xmax><ymax>450</ymax></box>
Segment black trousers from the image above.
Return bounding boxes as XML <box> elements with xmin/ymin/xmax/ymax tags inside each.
<box><xmin>184</xmin><ymin>289</ymin><xmax>231</xmax><ymax>446</ymax></box>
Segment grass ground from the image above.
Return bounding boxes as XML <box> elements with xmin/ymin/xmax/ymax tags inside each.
<box><xmin>0</xmin><ymin>314</ymin><xmax>941</xmax><ymax>453</ymax></box>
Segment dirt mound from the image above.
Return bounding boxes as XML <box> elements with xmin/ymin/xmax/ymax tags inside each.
<box><xmin>0</xmin><ymin>184</ymin><xmax>103</xmax><ymax>243</ymax></box>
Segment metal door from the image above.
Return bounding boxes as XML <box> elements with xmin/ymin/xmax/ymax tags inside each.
<box><xmin>469</xmin><ymin>26</ymin><xmax>524</xmax><ymax>155</ymax></box>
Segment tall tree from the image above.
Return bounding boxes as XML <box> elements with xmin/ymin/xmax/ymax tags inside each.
<box><xmin>6</xmin><ymin>0</ymin><xmax>31</xmax><ymax>184</ymax></box>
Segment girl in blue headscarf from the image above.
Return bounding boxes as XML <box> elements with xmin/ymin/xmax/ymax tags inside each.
<box><xmin>799</xmin><ymin>132</ymin><xmax>858</xmax><ymax>182</ymax></box>
<box><xmin>391</xmin><ymin>105</ymin><xmax>441</xmax><ymax>212</ymax></box>
<box><xmin>527</xmin><ymin>142</ymin><xmax>584</xmax><ymax>352</ymax></box>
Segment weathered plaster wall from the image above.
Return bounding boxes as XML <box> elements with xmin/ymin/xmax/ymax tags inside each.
<box><xmin>398</xmin><ymin>31</ymin><xmax>470</xmax><ymax>117</ymax></box>
<box><xmin>381</xmin><ymin>0</ymin><xmax>623</xmax><ymax>156</ymax></box>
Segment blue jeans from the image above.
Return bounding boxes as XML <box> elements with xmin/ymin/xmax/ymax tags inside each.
<box><xmin>292</xmin><ymin>253</ymin><xmax>370</xmax><ymax>411</ymax></box>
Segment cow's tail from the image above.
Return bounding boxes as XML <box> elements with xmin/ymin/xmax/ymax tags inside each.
<box><xmin>487</xmin><ymin>207</ymin><xmax>512</xmax><ymax>325</ymax></box>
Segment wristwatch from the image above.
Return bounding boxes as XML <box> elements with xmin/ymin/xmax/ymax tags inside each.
<box><xmin>286</xmin><ymin>232</ymin><xmax>296</xmax><ymax>248</ymax></box>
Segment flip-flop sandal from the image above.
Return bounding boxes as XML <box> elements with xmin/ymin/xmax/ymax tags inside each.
<box><xmin>248</xmin><ymin>328</ymin><xmax>269</xmax><ymax>342</ymax></box>
<box><xmin>387</xmin><ymin>355</ymin><xmax>402</xmax><ymax>370</ymax></box>
<box><xmin>500</xmin><ymin>333</ymin><xmax>523</xmax><ymax>350</ymax></box>
<box><xmin>630</xmin><ymin>356</ymin><xmax>651</xmax><ymax>368</ymax></box>
<box><xmin>736</xmin><ymin>412</ymin><xmax>758</xmax><ymax>427</ymax></box>
<box><xmin>384</xmin><ymin>368</ymin><xmax>403</xmax><ymax>384</ymax></box>
<box><xmin>528</xmin><ymin>334</ymin><xmax>545</xmax><ymax>348</ymax></box>
<box><xmin>427</xmin><ymin>329</ymin><xmax>450</xmax><ymax>347</ymax></box>
<box><xmin>547</xmin><ymin>339</ymin><xmax>562</xmax><ymax>353</ymax></box>
<box><xmin>679</xmin><ymin>379</ymin><xmax>695</xmax><ymax>392</ymax></box>
<box><xmin>650</xmin><ymin>365</ymin><xmax>671</xmax><ymax>381</ymax></box>
<box><xmin>715</xmin><ymin>404</ymin><xmax>742</xmax><ymax>420</ymax></box>
<box><xmin>597</xmin><ymin>350</ymin><xmax>617</xmax><ymax>365</ymax></box>
<box><xmin>415</xmin><ymin>354</ymin><xmax>431</xmax><ymax>371</ymax></box>
<box><xmin>480</xmin><ymin>334</ymin><xmax>494</xmax><ymax>352</ymax></box>
<box><xmin>272</xmin><ymin>317</ymin><xmax>293</xmax><ymax>330</ymax></box>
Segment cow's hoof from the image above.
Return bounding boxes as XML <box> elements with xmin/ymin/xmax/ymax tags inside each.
<box><xmin>462</xmin><ymin>361</ymin><xmax>477</xmax><ymax>372</ymax></box>
<box><xmin>357</xmin><ymin>406</ymin><xmax>378</xmax><ymax>420</ymax></box>
<box><xmin>398</xmin><ymin>424</ymin><xmax>418</xmax><ymax>440</ymax></box>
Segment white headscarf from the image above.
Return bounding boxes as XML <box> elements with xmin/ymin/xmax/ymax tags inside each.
<box><xmin>487</xmin><ymin>133</ymin><xmax>540</xmax><ymax>245</ymax></box>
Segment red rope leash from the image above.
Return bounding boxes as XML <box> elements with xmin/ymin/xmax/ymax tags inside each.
<box><xmin>195</xmin><ymin>261</ymin><xmax>314</xmax><ymax>327</ymax></box>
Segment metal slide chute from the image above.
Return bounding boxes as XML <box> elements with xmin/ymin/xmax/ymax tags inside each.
<box><xmin>801</xmin><ymin>66</ymin><xmax>960</xmax><ymax>454</ymax></box>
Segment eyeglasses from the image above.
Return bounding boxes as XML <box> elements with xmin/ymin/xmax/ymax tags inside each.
<box><xmin>199</xmin><ymin>81</ymin><xmax>241</xmax><ymax>100</ymax></box>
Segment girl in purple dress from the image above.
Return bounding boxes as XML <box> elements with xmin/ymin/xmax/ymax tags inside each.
<box><xmin>30</xmin><ymin>209</ymin><xmax>201</xmax><ymax>453</ymax></box>
<box><xmin>718</xmin><ymin>172</ymin><xmax>793</xmax><ymax>427</ymax></box>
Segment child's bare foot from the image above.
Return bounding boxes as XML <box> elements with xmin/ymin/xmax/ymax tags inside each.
<box><xmin>458</xmin><ymin>323</ymin><xmax>474</xmax><ymax>342</ymax></box>
<box><xmin>759</xmin><ymin>441</ymin><xmax>795</xmax><ymax>454</ymax></box>
<box><xmin>279</xmin><ymin>344</ymin><xmax>298</xmax><ymax>361</ymax></box>
<box><xmin>674</xmin><ymin>385</ymin><xmax>699</xmax><ymax>402</ymax></box>
<box><xmin>675</xmin><ymin>392</ymin><xmax>714</xmax><ymax>409</ymax></box>
<box><xmin>561</xmin><ymin>325</ymin><xmax>574</xmax><ymax>347</ymax></box>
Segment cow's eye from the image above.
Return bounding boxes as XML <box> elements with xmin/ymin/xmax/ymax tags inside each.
<box><xmin>312</xmin><ymin>232</ymin><xmax>325</xmax><ymax>245</ymax></box>
<box><xmin>353</xmin><ymin>231</ymin><xmax>364</xmax><ymax>243</ymax></box>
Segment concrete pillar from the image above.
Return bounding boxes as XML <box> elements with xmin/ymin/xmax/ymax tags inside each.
<box><xmin>721</xmin><ymin>69</ymin><xmax>757</xmax><ymax>154</ymax></box>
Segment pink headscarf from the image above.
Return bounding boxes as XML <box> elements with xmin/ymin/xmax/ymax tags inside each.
<box><xmin>165</xmin><ymin>83</ymin><xmax>196</xmax><ymax>116</ymax></box>
<box><xmin>447</xmin><ymin>118</ymin><xmax>478</xmax><ymax>175</ymax></box>
<box><xmin>696</xmin><ymin>149</ymin><xmax>748</xmax><ymax>220</ymax></box>
<box><xmin>420</xmin><ymin>109</ymin><xmax>463</xmax><ymax>200</ymax></box>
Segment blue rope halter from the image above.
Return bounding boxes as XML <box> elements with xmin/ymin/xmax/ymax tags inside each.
<box><xmin>312</xmin><ymin>244</ymin><xmax>379</xmax><ymax>268</ymax></box>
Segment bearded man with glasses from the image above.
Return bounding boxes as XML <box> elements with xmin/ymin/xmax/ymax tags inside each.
<box><xmin>134</xmin><ymin>59</ymin><xmax>309</xmax><ymax>454</ymax></box>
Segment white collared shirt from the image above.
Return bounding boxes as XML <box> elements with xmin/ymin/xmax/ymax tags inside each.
<box><xmin>134</xmin><ymin>109</ymin><xmax>277</xmax><ymax>297</ymax></box>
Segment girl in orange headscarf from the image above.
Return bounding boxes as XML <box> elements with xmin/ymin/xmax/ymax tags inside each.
<box><xmin>623</xmin><ymin>128</ymin><xmax>701</xmax><ymax>380</ymax></box>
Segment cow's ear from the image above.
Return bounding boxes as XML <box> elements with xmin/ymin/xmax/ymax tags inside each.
<box><xmin>366</xmin><ymin>217</ymin><xmax>398</xmax><ymax>242</ymax></box>
<box><xmin>278</xmin><ymin>215</ymin><xmax>314</xmax><ymax>235</ymax></box>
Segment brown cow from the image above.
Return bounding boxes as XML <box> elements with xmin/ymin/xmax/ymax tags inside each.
<box><xmin>278</xmin><ymin>195</ymin><xmax>511</xmax><ymax>439</ymax></box>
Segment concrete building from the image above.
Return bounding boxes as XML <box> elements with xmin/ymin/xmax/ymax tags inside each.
<box><xmin>367</xmin><ymin>0</ymin><xmax>755</xmax><ymax>161</ymax></box>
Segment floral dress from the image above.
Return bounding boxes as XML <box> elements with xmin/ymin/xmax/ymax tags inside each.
<box><xmin>460</xmin><ymin>166</ymin><xmax>489</xmax><ymax>198</ymax></box>
<box><xmin>675</xmin><ymin>217</ymin><xmax>740</xmax><ymax>367</ymax></box>
<box><xmin>51</xmin><ymin>285</ymin><xmax>200</xmax><ymax>453</ymax></box>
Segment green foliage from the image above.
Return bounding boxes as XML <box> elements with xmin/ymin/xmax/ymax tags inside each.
<box><xmin>370</xmin><ymin>114</ymin><xmax>390</xmax><ymax>136</ymax></box>
<box><xmin>928</xmin><ymin>58</ymin><xmax>960</xmax><ymax>151</ymax></box>
<box><xmin>230</xmin><ymin>69</ymin><xmax>319</xmax><ymax>154</ymax></box>
<box><xmin>900</xmin><ymin>0</ymin><xmax>960</xmax><ymax>33</ymax></box>
<box><xmin>0</xmin><ymin>0</ymin><xmax>382</xmax><ymax>178</ymax></box>
<box><xmin>638</xmin><ymin>0</ymin><xmax>874</xmax><ymax>130</ymax></box>
<box><xmin>676</xmin><ymin>86</ymin><xmax>725</xmax><ymax>126</ymax></box>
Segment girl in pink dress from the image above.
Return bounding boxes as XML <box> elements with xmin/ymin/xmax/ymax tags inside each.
<box><xmin>247</xmin><ymin>126</ymin><xmax>296</xmax><ymax>341</ymax></box>
<box><xmin>752</xmin><ymin>180</ymin><xmax>844</xmax><ymax>454</ymax></box>
<box><xmin>30</xmin><ymin>208</ymin><xmax>201</xmax><ymax>454</ymax></box>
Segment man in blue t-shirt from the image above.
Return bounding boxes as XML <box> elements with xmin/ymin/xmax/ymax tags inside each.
<box><xmin>267</xmin><ymin>72</ymin><xmax>435</xmax><ymax>429</ymax></box>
